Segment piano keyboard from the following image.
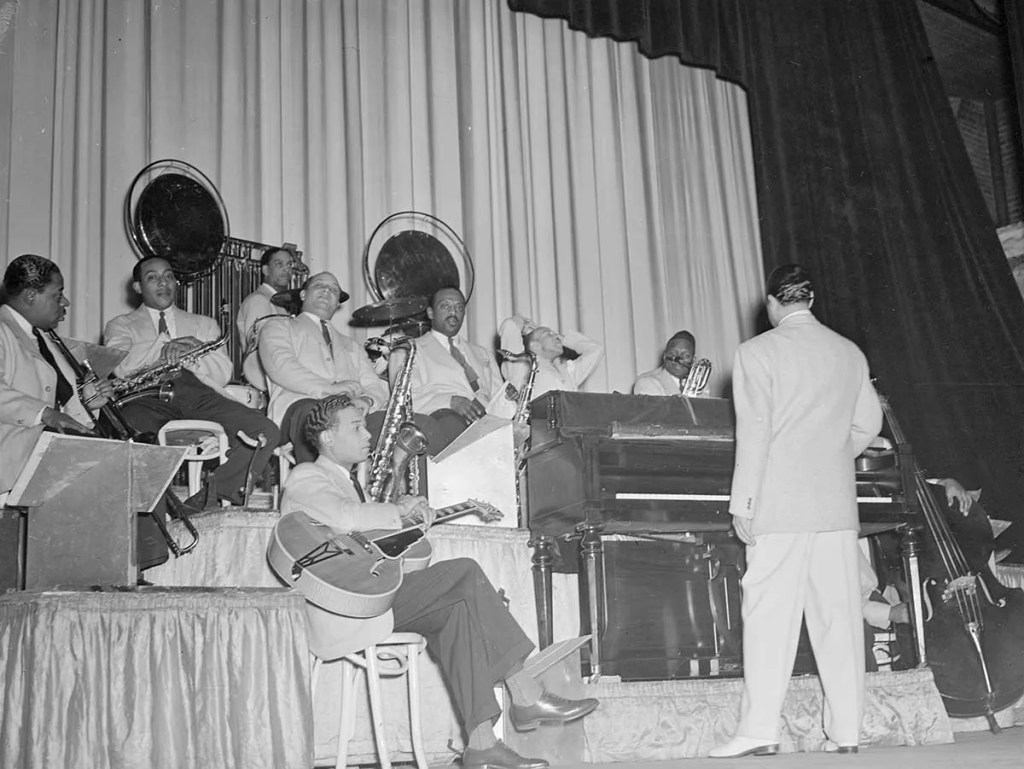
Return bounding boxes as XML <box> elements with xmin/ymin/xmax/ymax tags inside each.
<box><xmin>615</xmin><ymin>492</ymin><xmax>896</xmax><ymax>503</ymax></box>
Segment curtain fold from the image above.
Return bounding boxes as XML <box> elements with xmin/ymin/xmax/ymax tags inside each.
<box><xmin>0</xmin><ymin>0</ymin><xmax>763</xmax><ymax>396</ymax></box>
<box><xmin>510</xmin><ymin>0</ymin><xmax>1024</xmax><ymax>518</ymax></box>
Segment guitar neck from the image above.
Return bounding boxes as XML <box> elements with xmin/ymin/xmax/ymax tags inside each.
<box><xmin>432</xmin><ymin>501</ymin><xmax>480</xmax><ymax>526</ymax></box>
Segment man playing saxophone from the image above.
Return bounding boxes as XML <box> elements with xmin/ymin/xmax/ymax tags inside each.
<box><xmin>496</xmin><ymin>314</ymin><xmax>604</xmax><ymax>419</ymax></box>
<box><xmin>103</xmin><ymin>255</ymin><xmax>279</xmax><ymax>509</ymax></box>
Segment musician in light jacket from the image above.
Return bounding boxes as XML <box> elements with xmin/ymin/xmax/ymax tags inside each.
<box><xmin>236</xmin><ymin>247</ymin><xmax>294</xmax><ymax>390</ymax></box>
<box><xmin>633</xmin><ymin>329</ymin><xmax>710</xmax><ymax>397</ymax></box>
<box><xmin>405</xmin><ymin>287</ymin><xmax>504</xmax><ymax>446</ymax></box>
<box><xmin>0</xmin><ymin>255</ymin><xmax>108</xmax><ymax>496</ymax></box>
<box><xmin>103</xmin><ymin>256</ymin><xmax>279</xmax><ymax>507</ymax></box>
<box><xmin>494</xmin><ymin>313</ymin><xmax>603</xmax><ymax>419</ymax></box>
<box><xmin>710</xmin><ymin>264</ymin><xmax>882</xmax><ymax>758</ymax></box>
<box><xmin>279</xmin><ymin>393</ymin><xmax>598</xmax><ymax>769</ymax></box>
<box><xmin>259</xmin><ymin>271</ymin><xmax>388</xmax><ymax>461</ymax></box>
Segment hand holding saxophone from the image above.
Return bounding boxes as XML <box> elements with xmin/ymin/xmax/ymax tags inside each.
<box><xmin>160</xmin><ymin>336</ymin><xmax>204</xmax><ymax>365</ymax></box>
<box><xmin>79</xmin><ymin>376</ymin><xmax>114</xmax><ymax>408</ymax></box>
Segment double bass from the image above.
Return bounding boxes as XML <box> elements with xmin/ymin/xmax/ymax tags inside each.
<box><xmin>880</xmin><ymin>396</ymin><xmax>1024</xmax><ymax>731</ymax></box>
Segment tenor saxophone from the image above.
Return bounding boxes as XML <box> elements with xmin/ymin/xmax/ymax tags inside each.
<box><xmin>366</xmin><ymin>338</ymin><xmax>428</xmax><ymax>502</ymax></box>
<box><xmin>113</xmin><ymin>308</ymin><xmax>232</xmax><ymax>406</ymax></box>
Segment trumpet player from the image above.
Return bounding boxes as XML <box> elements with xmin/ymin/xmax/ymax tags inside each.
<box><xmin>236</xmin><ymin>247</ymin><xmax>294</xmax><ymax>390</ymax></box>
<box><xmin>495</xmin><ymin>314</ymin><xmax>604</xmax><ymax>419</ymax></box>
<box><xmin>0</xmin><ymin>255</ymin><xmax>113</xmax><ymax>499</ymax></box>
<box><xmin>633</xmin><ymin>330</ymin><xmax>711</xmax><ymax>397</ymax></box>
<box><xmin>103</xmin><ymin>256</ymin><xmax>279</xmax><ymax>509</ymax></box>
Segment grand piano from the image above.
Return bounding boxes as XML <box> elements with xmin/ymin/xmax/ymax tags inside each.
<box><xmin>523</xmin><ymin>391</ymin><xmax>916</xmax><ymax>680</ymax></box>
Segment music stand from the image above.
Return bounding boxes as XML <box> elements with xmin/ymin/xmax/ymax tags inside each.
<box><xmin>7</xmin><ymin>433</ymin><xmax>187</xmax><ymax>589</ymax></box>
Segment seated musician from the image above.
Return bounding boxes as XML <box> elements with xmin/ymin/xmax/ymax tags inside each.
<box><xmin>236</xmin><ymin>247</ymin><xmax>294</xmax><ymax>390</ymax></box>
<box><xmin>280</xmin><ymin>393</ymin><xmax>599</xmax><ymax>769</ymax></box>
<box><xmin>404</xmin><ymin>287</ymin><xmax>504</xmax><ymax>449</ymax></box>
<box><xmin>632</xmin><ymin>330</ymin><xmax>709</xmax><ymax>397</ymax></box>
<box><xmin>0</xmin><ymin>255</ymin><xmax>113</xmax><ymax>500</ymax></box>
<box><xmin>495</xmin><ymin>314</ymin><xmax>603</xmax><ymax>418</ymax></box>
<box><xmin>259</xmin><ymin>271</ymin><xmax>388</xmax><ymax>463</ymax></box>
<box><xmin>103</xmin><ymin>255</ymin><xmax>280</xmax><ymax>510</ymax></box>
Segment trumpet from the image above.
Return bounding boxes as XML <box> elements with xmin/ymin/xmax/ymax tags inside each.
<box><xmin>681</xmin><ymin>358</ymin><xmax>712</xmax><ymax>397</ymax></box>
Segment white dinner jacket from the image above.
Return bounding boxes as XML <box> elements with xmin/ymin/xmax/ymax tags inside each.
<box><xmin>0</xmin><ymin>305</ymin><xmax>94</xmax><ymax>493</ymax></box>
<box><xmin>408</xmin><ymin>331</ymin><xmax>503</xmax><ymax>416</ymax></box>
<box><xmin>237</xmin><ymin>284</ymin><xmax>289</xmax><ymax>390</ymax></box>
<box><xmin>259</xmin><ymin>313</ymin><xmax>389</xmax><ymax>424</ymax></box>
<box><xmin>280</xmin><ymin>456</ymin><xmax>399</xmax><ymax>659</ymax></box>
<box><xmin>103</xmin><ymin>305</ymin><xmax>233</xmax><ymax>391</ymax></box>
<box><xmin>728</xmin><ymin>311</ymin><xmax>882</xmax><ymax>535</ymax></box>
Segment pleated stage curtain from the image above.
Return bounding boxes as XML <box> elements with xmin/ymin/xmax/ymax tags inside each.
<box><xmin>509</xmin><ymin>0</ymin><xmax>1024</xmax><ymax>521</ymax></box>
<box><xmin>0</xmin><ymin>588</ymin><xmax>312</xmax><ymax>769</ymax></box>
<box><xmin>0</xmin><ymin>0</ymin><xmax>763</xmax><ymax>396</ymax></box>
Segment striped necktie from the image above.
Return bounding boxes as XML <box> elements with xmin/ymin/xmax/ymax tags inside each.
<box><xmin>448</xmin><ymin>338</ymin><xmax>480</xmax><ymax>392</ymax></box>
<box><xmin>321</xmin><ymin>320</ymin><xmax>334</xmax><ymax>358</ymax></box>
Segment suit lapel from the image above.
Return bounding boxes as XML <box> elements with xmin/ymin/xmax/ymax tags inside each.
<box><xmin>0</xmin><ymin>306</ymin><xmax>46</xmax><ymax>364</ymax></box>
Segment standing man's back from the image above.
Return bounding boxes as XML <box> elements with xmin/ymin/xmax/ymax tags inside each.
<box><xmin>711</xmin><ymin>264</ymin><xmax>882</xmax><ymax>759</ymax></box>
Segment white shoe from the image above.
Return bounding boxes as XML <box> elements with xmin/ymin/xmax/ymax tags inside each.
<box><xmin>708</xmin><ymin>736</ymin><xmax>780</xmax><ymax>758</ymax></box>
<box><xmin>823</xmin><ymin>740</ymin><xmax>859</xmax><ymax>754</ymax></box>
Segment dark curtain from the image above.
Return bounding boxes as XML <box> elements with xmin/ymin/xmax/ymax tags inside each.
<box><xmin>509</xmin><ymin>0</ymin><xmax>1024</xmax><ymax>521</ymax></box>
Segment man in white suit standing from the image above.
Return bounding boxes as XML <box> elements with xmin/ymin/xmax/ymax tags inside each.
<box><xmin>710</xmin><ymin>264</ymin><xmax>882</xmax><ymax>758</ymax></box>
<box><xmin>104</xmin><ymin>256</ymin><xmax>280</xmax><ymax>510</ymax></box>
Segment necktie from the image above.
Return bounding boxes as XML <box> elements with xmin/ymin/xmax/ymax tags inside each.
<box><xmin>321</xmin><ymin>320</ymin><xmax>334</xmax><ymax>358</ymax></box>
<box><xmin>158</xmin><ymin>310</ymin><xmax>169</xmax><ymax>336</ymax></box>
<box><xmin>350</xmin><ymin>470</ymin><xmax>367</xmax><ymax>503</ymax></box>
<box><xmin>448</xmin><ymin>339</ymin><xmax>480</xmax><ymax>392</ymax></box>
<box><xmin>33</xmin><ymin>328</ymin><xmax>74</xmax><ymax>408</ymax></box>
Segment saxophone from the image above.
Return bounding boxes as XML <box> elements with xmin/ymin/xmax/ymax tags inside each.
<box><xmin>680</xmin><ymin>358</ymin><xmax>712</xmax><ymax>397</ymax></box>
<box><xmin>498</xmin><ymin>349</ymin><xmax>539</xmax><ymax>425</ymax></box>
<box><xmin>113</xmin><ymin>307</ymin><xmax>232</xmax><ymax>407</ymax></box>
<box><xmin>366</xmin><ymin>339</ymin><xmax>429</xmax><ymax>502</ymax></box>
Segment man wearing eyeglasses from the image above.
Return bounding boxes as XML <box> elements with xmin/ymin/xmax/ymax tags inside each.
<box><xmin>633</xmin><ymin>330</ymin><xmax>709</xmax><ymax>397</ymax></box>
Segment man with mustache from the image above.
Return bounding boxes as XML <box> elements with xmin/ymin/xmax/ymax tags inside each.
<box><xmin>103</xmin><ymin>255</ymin><xmax>280</xmax><ymax>513</ymax></box>
<box><xmin>402</xmin><ymin>287</ymin><xmax>504</xmax><ymax>448</ymax></box>
<box><xmin>0</xmin><ymin>254</ymin><xmax>112</xmax><ymax>500</ymax></box>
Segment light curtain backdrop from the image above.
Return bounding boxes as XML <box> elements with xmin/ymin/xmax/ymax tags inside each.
<box><xmin>0</xmin><ymin>0</ymin><xmax>764</xmax><ymax>395</ymax></box>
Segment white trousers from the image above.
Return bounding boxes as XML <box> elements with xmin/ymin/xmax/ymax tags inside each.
<box><xmin>737</xmin><ymin>530</ymin><xmax>865</xmax><ymax>745</ymax></box>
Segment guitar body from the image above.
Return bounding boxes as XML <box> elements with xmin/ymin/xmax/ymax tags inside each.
<box><xmin>267</xmin><ymin>499</ymin><xmax>501</xmax><ymax>617</ymax></box>
<box><xmin>267</xmin><ymin>511</ymin><xmax>404</xmax><ymax>617</ymax></box>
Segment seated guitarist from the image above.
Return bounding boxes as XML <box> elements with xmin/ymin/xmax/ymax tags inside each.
<box><xmin>280</xmin><ymin>393</ymin><xmax>599</xmax><ymax>769</ymax></box>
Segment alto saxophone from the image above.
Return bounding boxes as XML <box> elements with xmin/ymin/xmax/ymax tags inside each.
<box><xmin>113</xmin><ymin>308</ymin><xmax>232</xmax><ymax>406</ymax></box>
<box><xmin>367</xmin><ymin>338</ymin><xmax>428</xmax><ymax>503</ymax></box>
<box><xmin>680</xmin><ymin>358</ymin><xmax>712</xmax><ymax>397</ymax></box>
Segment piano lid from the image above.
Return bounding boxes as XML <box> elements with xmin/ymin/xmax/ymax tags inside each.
<box><xmin>531</xmin><ymin>391</ymin><xmax>735</xmax><ymax>442</ymax></box>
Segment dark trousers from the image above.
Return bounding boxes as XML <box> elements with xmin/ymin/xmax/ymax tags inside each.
<box><xmin>391</xmin><ymin>558</ymin><xmax>534</xmax><ymax>733</ymax></box>
<box><xmin>120</xmin><ymin>370</ymin><xmax>279</xmax><ymax>504</ymax></box>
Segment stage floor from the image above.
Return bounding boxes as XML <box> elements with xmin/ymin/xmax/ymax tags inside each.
<box><xmin>554</xmin><ymin>726</ymin><xmax>1022</xmax><ymax>769</ymax></box>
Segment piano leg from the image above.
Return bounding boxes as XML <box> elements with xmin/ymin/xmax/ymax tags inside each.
<box><xmin>529</xmin><ymin>535</ymin><xmax>556</xmax><ymax>649</ymax></box>
<box><xmin>576</xmin><ymin>521</ymin><xmax>606</xmax><ymax>680</ymax></box>
<box><xmin>900</xmin><ymin>525</ymin><xmax>928</xmax><ymax>667</ymax></box>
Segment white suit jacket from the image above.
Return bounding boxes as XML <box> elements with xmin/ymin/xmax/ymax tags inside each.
<box><xmin>0</xmin><ymin>305</ymin><xmax>94</xmax><ymax>493</ymax></box>
<box><xmin>237</xmin><ymin>284</ymin><xmax>289</xmax><ymax>389</ymax></box>
<box><xmin>280</xmin><ymin>456</ymin><xmax>400</xmax><ymax>659</ymax></box>
<box><xmin>728</xmin><ymin>311</ymin><xmax>882</xmax><ymax>535</ymax></box>
<box><xmin>259</xmin><ymin>313</ymin><xmax>389</xmax><ymax>424</ymax></box>
<box><xmin>409</xmin><ymin>331</ymin><xmax>503</xmax><ymax>416</ymax></box>
<box><xmin>103</xmin><ymin>305</ymin><xmax>233</xmax><ymax>391</ymax></box>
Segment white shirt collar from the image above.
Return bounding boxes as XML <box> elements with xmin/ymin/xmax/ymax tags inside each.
<box><xmin>432</xmin><ymin>329</ymin><xmax>462</xmax><ymax>348</ymax></box>
<box><xmin>7</xmin><ymin>305</ymin><xmax>36</xmax><ymax>337</ymax></box>
<box><xmin>778</xmin><ymin>308</ymin><xmax>814</xmax><ymax>325</ymax></box>
<box><xmin>302</xmin><ymin>311</ymin><xmax>329</xmax><ymax>327</ymax></box>
<box><xmin>145</xmin><ymin>304</ymin><xmax>175</xmax><ymax>330</ymax></box>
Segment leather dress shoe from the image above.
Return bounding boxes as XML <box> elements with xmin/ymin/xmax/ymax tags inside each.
<box><xmin>708</xmin><ymin>736</ymin><xmax>780</xmax><ymax>758</ymax></box>
<box><xmin>462</xmin><ymin>740</ymin><xmax>548</xmax><ymax>769</ymax></box>
<box><xmin>509</xmin><ymin>691</ymin><xmax>599</xmax><ymax>731</ymax></box>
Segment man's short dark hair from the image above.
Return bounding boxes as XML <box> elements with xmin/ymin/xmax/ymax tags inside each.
<box><xmin>132</xmin><ymin>255</ymin><xmax>171</xmax><ymax>284</ymax></box>
<box><xmin>261</xmin><ymin>247</ymin><xmax>291</xmax><ymax>269</ymax></box>
<box><xmin>303</xmin><ymin>393</ymin><xmax>364</xmax><ymax>449</ymax></box>
<box><xmin>767</xmin><ymin>264</ymin><xmax>814</xmax><ymax>304</ymax></box>
<box><xmin>666</xmin><ymin>330</ymin><xmax>696</xmax><ymax>347</ymax></box>
<box><xmin>1</xmin><ymin>254</ymin><xmax>61</xmax><ymax>301</ymax></box>
<box><xmin>431</xmin><ymin>286</ymin><xmax>464</xmax><ymax>305</ymax></box>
